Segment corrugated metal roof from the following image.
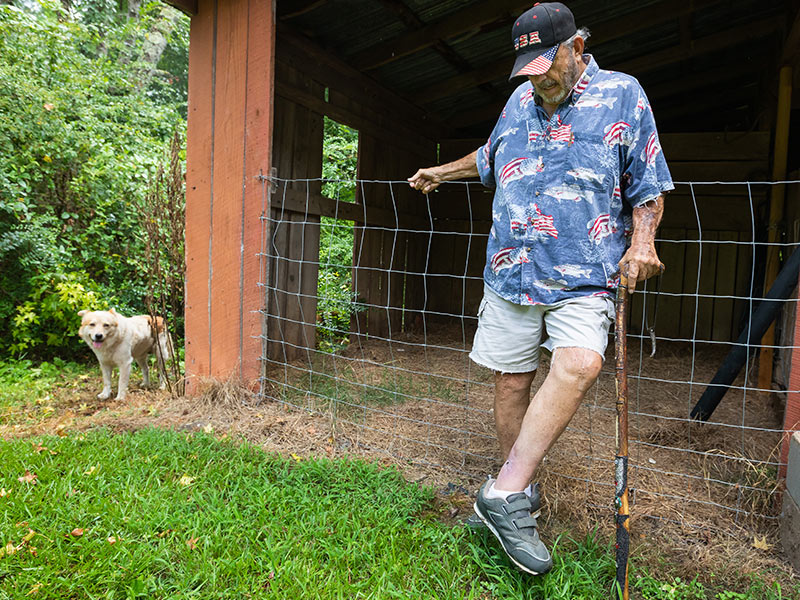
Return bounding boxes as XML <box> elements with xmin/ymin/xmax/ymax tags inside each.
<box><xmin>280</xmin><ymin>0</ymin><xmax>793</xmax><ymax>135</ymax></box>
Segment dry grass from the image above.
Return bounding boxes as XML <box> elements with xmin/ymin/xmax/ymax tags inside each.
<box><xmin>3</xmin><ymin>337</ymin><xmax>797</xmax><ymax>591</ymax></box>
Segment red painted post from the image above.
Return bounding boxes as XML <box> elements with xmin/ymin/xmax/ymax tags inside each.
<box><xmin>184</xmin><ymin>0</ymin><xmax>275</xmax><ymax>392</ymax></box>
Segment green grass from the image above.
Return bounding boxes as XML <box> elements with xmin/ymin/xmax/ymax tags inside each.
<box><xmin>0</xmin><ymin>428</ymin><xmax>794</xmax><ymax>599</ymax></box>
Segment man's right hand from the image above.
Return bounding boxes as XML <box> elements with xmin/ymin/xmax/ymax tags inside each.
<box><xmin>408</xmin><ymin>167</ymin><xmax>444</xmax><ymax>194</ymax></box>
<box><xmin>408</xmin><ymin>150</ymin><xmax>480</xmax><ymax>195</ymax></box>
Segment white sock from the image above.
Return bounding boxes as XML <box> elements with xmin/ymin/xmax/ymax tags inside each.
<box><xmin>524</xmin><ymin>483</ymin><xmax>534</xmax><ymax>497</ymax></box>
<box><xmin>485</xmin><ymin>481</ymin><xmax>524</xmax><ymax>500</ymax></box>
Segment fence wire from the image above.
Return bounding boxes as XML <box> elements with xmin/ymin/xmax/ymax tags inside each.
<box><xmin>257</xmin><ymin>176</ymin><xmax>799</xmax><ymax>536</ymax></box>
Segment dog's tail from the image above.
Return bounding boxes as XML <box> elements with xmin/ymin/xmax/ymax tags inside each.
<box><xmin>147</xmin><ymin>315</ymin><xmax>167</xmax><ymax>333</ymax></box>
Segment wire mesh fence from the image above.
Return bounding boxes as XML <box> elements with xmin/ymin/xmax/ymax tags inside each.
<box><xmin>258</xmin><ymin>175</ymin><xmax>799</xmax><ymax>537</ymax></box>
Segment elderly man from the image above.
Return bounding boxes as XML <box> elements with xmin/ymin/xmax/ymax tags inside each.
<box><xmin>408</xmin><ymin>2</ymin><xmax>672</xmax><ymax>575</ymax></box>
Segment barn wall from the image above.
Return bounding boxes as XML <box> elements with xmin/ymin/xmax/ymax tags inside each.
<box><xmin>265</xmin><ymin>27</ymin><xmax>438</xmax><ymax>362</ymax></box>
<box><xmin>184</xmin><ymin>0</ymin><xmax>274</xmax><ymax>389</ymax></box>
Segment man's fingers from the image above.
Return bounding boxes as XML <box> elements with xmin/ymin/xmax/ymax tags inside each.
<box><xmin>625</xmin><ymin>263</ymin><xmax>639</xmax><ymax>292</ymax></box>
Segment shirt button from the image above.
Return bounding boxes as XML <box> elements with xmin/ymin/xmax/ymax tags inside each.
<box><xmin>526</xmin><ymin>247</ymin><xmax>532</xmax><ymax>251</ymax></box>
<box><xmin>535</xmin><ymin>191</ymin><xmax>540</xmax><ymax>196</ymax></box>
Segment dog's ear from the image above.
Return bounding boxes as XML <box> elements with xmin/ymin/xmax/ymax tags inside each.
<box><xmin>78</xmin><ymin>310</ymin><xmax>87</xmax><ymax>317</ymax></box>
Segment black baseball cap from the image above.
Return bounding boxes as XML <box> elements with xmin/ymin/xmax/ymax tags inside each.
<box><xmin>509</xmin><ymin>2</ymin><xmax>576</xmax><ymax>80</ymax></box>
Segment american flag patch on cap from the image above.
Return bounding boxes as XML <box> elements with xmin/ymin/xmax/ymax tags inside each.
<box><xmin>516</xmin><ymin>45</ymin><xmax>559</xmax><ymax>76</ymax></box>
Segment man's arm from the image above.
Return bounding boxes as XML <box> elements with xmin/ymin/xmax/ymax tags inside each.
<box><xmin>618</xmin><ymin>195</ymin><xmax>665</xmax><ymax>292</ymax></box>
<box><xmin>408</xmin><ymin>150</ymin><xmax>479</xmax><ymax>194</ymax></box>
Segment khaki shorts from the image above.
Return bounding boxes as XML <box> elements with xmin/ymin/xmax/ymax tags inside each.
<box><xmin>469</xmin><ymin>285</ymin><xmax>615</xmax><ymax>373</ymax></box>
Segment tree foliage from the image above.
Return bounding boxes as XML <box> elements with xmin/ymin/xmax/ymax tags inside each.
<box><xmin>318</xmin><ymin>117</ymin><xmax>359</xmax><ymax>352</ymax></box>
<box><xmin>0</xmin><ymin>0</ymin><xmax>189</xmax><ymax>357</ymax></box>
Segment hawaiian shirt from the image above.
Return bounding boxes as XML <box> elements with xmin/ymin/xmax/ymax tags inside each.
<box><xmin>476</xmin><ymin>54</ymin><xmax>674</xmax><ymax>306</ymax></box>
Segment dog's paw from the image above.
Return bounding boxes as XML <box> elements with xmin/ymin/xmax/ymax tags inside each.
<box><xmin>158</xmin><ymin>382</ymin><xmax>167</xmax><ymax>390</ymax></box>
<box><xmin>115</xmin><ymin>393</ymin><xmax>127</xmax><ymax>401</ymax></box>
<box><xmin>98</xmin><ymin>391</ymin><xmax>111</xmax><ymax>400</ymax></box>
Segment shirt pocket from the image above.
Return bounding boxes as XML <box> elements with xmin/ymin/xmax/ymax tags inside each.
<box><xmin>562</xmin><ymin>132</ymin><xmax>610</xmax><ymax>195</ymax></box>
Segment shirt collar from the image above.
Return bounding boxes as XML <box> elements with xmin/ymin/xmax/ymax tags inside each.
<box><xmin>570</xmin><ymin>54</ymin><xmax>597</xmax><ymax>104</ymax></box>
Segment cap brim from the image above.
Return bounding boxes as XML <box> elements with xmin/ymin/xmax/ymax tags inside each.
<box><xmin>509</xmin><ymin>44</ymin><xmax>559</xmax><ymax>80</ymax></box>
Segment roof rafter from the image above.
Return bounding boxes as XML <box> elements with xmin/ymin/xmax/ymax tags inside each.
<box><xmin>420</xmin><ymin>15</ymin><xmax>783</xmax><ymax>106</ymax></box>
<box><xmin>349</xmin><ymin>0</ymin><xmax>532</xmax><ymax>71</ymax></box>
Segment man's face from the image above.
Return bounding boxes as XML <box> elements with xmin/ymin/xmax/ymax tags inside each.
<box><xmin>527</xmin><ymin>41</ymin><xmax>582</xmax><ymax>106</ymax></box>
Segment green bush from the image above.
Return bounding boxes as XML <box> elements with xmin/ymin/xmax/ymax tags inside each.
<box><xmin>0</xmin><ymin>2</ymin><xmax>188</xmax><ymax>358</ymax></box>
<box><xmin>318</xmin><ymin>117</ymin><xmax>360</xmax><ymax>352</ymax></box>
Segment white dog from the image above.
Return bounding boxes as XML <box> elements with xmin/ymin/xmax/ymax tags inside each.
<box><xmin>78</xmin><ymin>309</ymin><xmax>174</xmax><ymax>400</ymax></box>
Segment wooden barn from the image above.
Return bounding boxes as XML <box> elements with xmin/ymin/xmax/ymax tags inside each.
<box><xmin>166</xmin><ymin>0</ymin><xmax>800</xmax><ymax>453</ymax></box>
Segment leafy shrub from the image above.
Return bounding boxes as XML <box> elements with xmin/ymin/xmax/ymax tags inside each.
<box><xmin>318</xmin><ymin>117</ymin><xmax>360</xmax><ymax>352</ymax></box>
<box><xmin>0</xmin><ymin>2</ymin><xmax>188</xmax><ymax>358</ymax></box>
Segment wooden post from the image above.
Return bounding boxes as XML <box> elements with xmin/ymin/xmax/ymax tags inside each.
<box><xmin>184</xmin><ymin>0</ymin><xmax>275</xmax><ymax>392</ymax></box>
<box><xmin>758</xmin><ymin>65</ymin><xmax>792</xmax><ymax>391</ymax></box>
<box><xmin>614</xmin><ymin>279</ymin><xmax>631</xmax><ymax>600</ymax></box>
<box><xmin>781</xmin><ymin>283</ymin><xmax>800</xmax><ymax>478</ymax></box>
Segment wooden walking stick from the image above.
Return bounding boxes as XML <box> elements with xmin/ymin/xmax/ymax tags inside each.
<box><xmin>614</xmin><ymin>275</ymin><xmax>631</xmax><ymax>600</ymax></box>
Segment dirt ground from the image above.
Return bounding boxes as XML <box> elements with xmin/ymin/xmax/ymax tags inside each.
<box><xmin>2</xmin><ymin>332</ymin><xmax>798</xmax><ymax>593</ymax></box>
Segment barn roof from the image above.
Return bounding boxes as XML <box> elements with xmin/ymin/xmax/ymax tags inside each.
<box><xmin>170</xmin><ymin>0</ymin><xmax>800</xmax><ymax>136</ymax></box>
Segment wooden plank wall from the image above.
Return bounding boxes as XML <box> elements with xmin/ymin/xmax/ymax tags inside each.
<box><xmin>268</xmin><ymin>26</ymin><xmax>438</xmax><ymax>361</ymax></box>
<box><xmin>428</xmin><ymin>132</ymin><xmax>771</xmax><ymax>341</ymax></box>
<box><xmin>184</xmin><ymin>0</ymin><xmax>273</xmax><ymax>390</ymax></box>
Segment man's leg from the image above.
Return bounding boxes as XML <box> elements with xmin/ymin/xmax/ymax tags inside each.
<box><xmin>495</xmin><ymin>346</ymin><xmax>603</xmax><ymax>492</ymax></box>
<box><xmin>494</xmin><ymin>370</ymin><xmax>536</xmax><ymax>460</ymax></box>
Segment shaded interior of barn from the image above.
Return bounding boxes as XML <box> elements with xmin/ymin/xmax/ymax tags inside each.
<box><xmin>265</xmin><ymin>0</ymin><xmax>800</xmax><ymax>369</ymax></box>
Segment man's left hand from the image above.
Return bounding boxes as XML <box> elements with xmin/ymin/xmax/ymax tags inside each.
<box><xmin>618</xmin><ymin>241</ymin><xmax>663</xmax><ymax>293</ymax></box>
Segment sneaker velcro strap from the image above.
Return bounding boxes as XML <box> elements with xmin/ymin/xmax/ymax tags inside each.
<box><xmin>503</xmin><ymin>498</ymin><xmax>532</xmax><ymax>514</ymax></box>
<box><xmin>513</xmin><ymin>516</ymin><xmax>539</xmax><ymax>529</ymax></box>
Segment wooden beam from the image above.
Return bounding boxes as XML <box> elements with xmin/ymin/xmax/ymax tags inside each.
<box><xmin>613</xmin><ymin>16</ymin><xmax>783</xmax><ymax>77</ymax></box>
<box><xmin>277</xmin><ymin>24</ymin><xmax>455</xmax><ymax>140</ymax></box>
<box><xmin>164</xmin><ymin>0</ymin><xmax>197</xmax><ymax>16</ymax></box>
<box><xmin>277</xmin><ymin>188</ymin><xmax>430</xmax><ymax>230</ymax></box>
<box><xmin>349</xmin><ymin>0</ymin><xmax>532</xmax><ymax>71</ymax></box>
<box><xmin>353</xmin><ymin>0</ymin><xmax>725</xmax><ymax>72</ymax></box>
<box><xmin>421</xmin><ymin>15</ymin><xmax>782</xmax><ymax>105</ymax></box>
<box><xmin>277</xmin><ymin>0</ymin><xmax>326</xmax><ymax>20</ymax></box>
<box><xmin>758</xmin><ymin>65</ymin><xmax>793</xmax><ymax>390</ymax></box>
<box><xmin>273</xmin><ymin>79</ymin><xmax>435</xmax><ymax>161</ymax></box>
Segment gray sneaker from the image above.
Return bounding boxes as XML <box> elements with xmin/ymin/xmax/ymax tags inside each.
<box><xmin>466</xmin><ymin>483</ymin><xmax>542</xmax><ymax>529</ymax></box>
<box><xmin>473</xmin><ymin>479</ymin><xmax>553</xmax><ymax>575</ymax></box>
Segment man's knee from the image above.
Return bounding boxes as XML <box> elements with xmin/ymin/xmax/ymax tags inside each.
<box><xmin>551</xmin><ymin>347</ymin><xmax>603</xmax><ymax>389</ymax></box>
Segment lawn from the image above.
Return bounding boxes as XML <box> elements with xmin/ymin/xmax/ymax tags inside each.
<box><xmin>0</xmin><ymin>360</ymin><xmax>797</xmax><ymax>599</ymax></box>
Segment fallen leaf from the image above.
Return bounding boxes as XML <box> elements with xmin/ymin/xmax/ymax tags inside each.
<box><xmin>156</xmin><ymin>529</ymin><xmax>172</xmax><ymax>538</ymax></box>
<box><xmin>107</xmin><ymin>536</ymin><xmax>116</xmax><ymax>544</ymax></box>
<box><xmin>43</xmin><ymin>103</ymin><xmax>54</xmax><ymax>111</ymax></box>
<box><xmin>178</xmin><ymin>475</ymin><xmax>195</xmax><ymax>486</ymax></box>
<box><xmin>26</xmin><ymin>582</ymin><xmax>42</xmax><ymax>595</ymax></box>
<box><xmin>290</xmin><ymin>453</ymin><xmax>301</xmax><ymax>462</ymax></box>
<box><xmin>83</xmin><ymin>466</ymin><xmax>97</xmax><ymax>476</ymax></box>
<box><xmin>202</xmin><ymin>423</ymin><xmax>214</xmax><ymax>434</ymax></box>
<box><xmin>753</xmin><ymin>536</ymin><xmax>772</xmax><ymax>550</ymax></box>
<box><xmin>18</xmin><ymin>471</ymin><xmax>37</xmax><ymax>484</ymax></box>
<box><xmin>0</xmin><ymin>488</ymin><xmax>10</xmax><ymax>497</ymax></box>
<box><xmin>186</xmin><ymin>537</ymin><xmax>198</xmax><ymax>550</ymax></box>
<box><xmin>4</xmin><ymin>541</ymin><xmax>16</xmax><ymax>556</ymax></box>
<box><xmin>307</xmin><ymin>426</ymin><xmax>316</xmax><ymax>435</ymax></box>
<box><xmin>70</xmin><ymin>528</ymin><xmax>84</xmax><ymax>537</ymax></box>
<box><xmin>22</xmin><ymin>530</ymin><xmax>35</xmax><ymax>543</ymax></box>
<box><xmin>31</xmin><ymin>443</ymin><xmax>47</xmax><ymax>453</ymax></box>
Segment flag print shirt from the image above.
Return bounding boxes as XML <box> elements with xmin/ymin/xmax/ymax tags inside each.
<box><xmin>476</xmin><ymin>55</ymin><xmax>674</xmax><ymax>306</ymax></box>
